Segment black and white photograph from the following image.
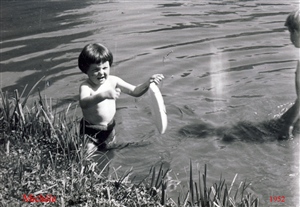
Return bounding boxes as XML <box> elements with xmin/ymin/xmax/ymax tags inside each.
<box><xmin>0</xmin><ymin>0</ymin><xmax>299</xmax><ymax>206</ymax></box>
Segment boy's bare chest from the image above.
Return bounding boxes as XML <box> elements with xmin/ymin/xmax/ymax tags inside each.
<box><xmin>89</xmin><ymin>81</ymin><xmax>115</xmax><ymax>95</ymax></box>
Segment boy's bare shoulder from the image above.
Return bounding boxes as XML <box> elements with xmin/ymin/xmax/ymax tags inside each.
<box><xmin>108</xmin><ymin>75</ymin><xmax>123</xmax><ymax>84</ymax></box>
<box><xmin>109</xmin><ymin>75</ymin><xmax>120</xmax><ymax>80</ymax></box>
<box><xmin>80</xmin><ymin>79</ymin><xmax>90</xmax><ymax>87</ymax></box>
<box><xmin>79</xmin><ymin>79</ymin><xmax>93</xmax><ymax>92</ymax></box>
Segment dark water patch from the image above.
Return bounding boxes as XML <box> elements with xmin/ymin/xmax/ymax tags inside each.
<box><xmin>209</xmin><ymin>16</ymin><xmax>255</xmax><ymax>24</ymax></box>
<box><xmin>254</xmin><ymin>52</ymin><xmax>277</xmax><ymax>56</ymax></box>
<box><xmin>1</xmin><ymin>1</ymin><xmax>90</xmax><ymax>41</ymax></box>
<box><xmin>228</xmin><ymin>104</ymin><xmax>245</xmax><ymax>108</ymax></box>
<box><xmin>117</xmin><ymin>106</ymin><xmax>128</xmax><ymax>111</ymax></box>
<box><xmin>136</xmin><ymin>52</ymin><xmax>150</xmax><ymax>57</ymax></box>
<box><xmin>1</xmin><ymin>31</ymin><xmax>92</xmax><ymax>68</ymax></box>
<box><xmin>157</xmin><ymin>3</ymin><xmax>184</xmax><ymax>8</ymax></box>
<box><xmin>114</xmin><ymin>52</ymin><xmax>154</xmax><ymax>66</ymax></box>
<box><xmin>181</xmin><ymin>72</ymin><xmax>190</xmax><ymax>77</ymax></box>
<box><xmin>177</xmin><ymin>52</ymin><xmax>216</xmax><ymax>59</ymax></box>
<box><xmin>232</xmin><ymin>95</ymin><xmax>264</xmax><ymax>98</ymax></box>
<box><xmin>250</xmin><ymin>11</ymin><xmax>290</xmax><ymax>18</ymax></box>
<box><xmin>173</xmin><ymin>105</ymin><xmax>196</xmax><ymax>117</ymax></box>
<box><xmin>205</xmin><ymin>108</ymin><xmax>227</xmax><ymax>114</ymax></box>
<box><xmin>227</xmin><ymin>60</ymin><xmax>295</xmax><ymax>72</ymax></box>
<box><xmin>207</xmin><ymin>11</ymin><xmax>238</xmax><ymax>15</ymax></box>
<box><xmin>224</xmin><ymin>28</ymin><xmax>286</xmax><ymax>39</ymax></box>
<box><xmin>154</xmin><ymin>28</ymin><xmax>286</xmax><ymax>50</ymax></box>
<box><xmin>1</xmin><ymin>66</ymin><xmax>80</xmax><ymax>97</ymax></box>
<box><xmin>258</xmin><ymin>3</ymin><xmax>290</xmax><ymax>6</ymax></box>
<box><xmin>178</xmin><ymin>122</ymin><xmax>218</xmax><ymax>138</ymax></box>
<box><xmin>258</xmin><ymin>67</ymin><xmax>294</xmax><ymax>74</ymax></box>
<box><xmin>163</xmin><ymin>13</ymin><xmax>204</xmax><ymax>17</ymax></box>
<box><xmin>204</xmin><ymin>98</ymin><xmax>227</xmax><ymax>102</ymax></box>
<box><xmin>179</xmin><ymin>119</ymin><xmax>299</xmax><ymax>143</ymax></box>
<box><xmin>197</xmin><ymin>64</ymin><xmax>253</xmax><ymax>78</ymax></box>
<box><xmin>208</xmin><ymin>1</ymin><xmax>245</xmax><ymax>6</ymax></box>
<box><xmin>260</xmin><ymin>20</ymin><xmax>286</xmax><ymax>25</ymax></box>
<box><xmin>223</xmin><ymin>45</ymin><xmax>283</xmax><ymax>52</ymax></box>
<box><xmin>107</xmin><ymin>140</ymin><xmax>151</xmax><ymax>150</ymax></box>
<box><xmin>196</xmin><ymin>60</ymin><xmax>295</xmax><ymax>79</ymax></box>
<box><xmin>222</xmin><ymin>119</ymin><xmax>300</xmax><ymax>142</ymax></box>
<box><xmin>136</xmin><ymin>22</ymin><xmax>217</xmax><ymax>34</ymax></box>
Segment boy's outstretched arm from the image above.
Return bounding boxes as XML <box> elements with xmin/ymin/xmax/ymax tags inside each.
<box><xmin>116</xmin><ymin>74</ymin><xmax>164</xmax><ymax>97</ymax></box>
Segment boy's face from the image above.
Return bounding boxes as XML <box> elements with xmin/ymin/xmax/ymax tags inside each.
<box><xmin>87</xmin><ymin>61</ymin><xmax>110</xmax><ymax>86</ymax></box>
<box><xmin>289</xmin><ymin>28</ymin><xmax>300</xmax><ymax>48</ymax></box>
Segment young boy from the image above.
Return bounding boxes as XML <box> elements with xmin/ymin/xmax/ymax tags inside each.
<box><xmin>78</xmin><ymin>43</ymin><xmax>164</xmax><ymax>151</ymax></box>
<box><xmin>278</xmin><ymin>9</ymin><xmax>300</xmax><ymax>138</ymax></box>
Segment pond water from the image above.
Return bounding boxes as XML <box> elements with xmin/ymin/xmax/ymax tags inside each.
<box><xmin>1</xmin><ymin>0</ymin><xmax>299</xmax><ymax>206</ymax></box>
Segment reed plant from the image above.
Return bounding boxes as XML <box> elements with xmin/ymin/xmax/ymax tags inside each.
<box><xmin>0</xmin><ymin>82</ymin><xmax>259</xmax><ymax>207</ymax></box>
<box><xmin>174</xmin><ymin>161</ymin><xmax>259</xmax><ymax>207</ymax></box>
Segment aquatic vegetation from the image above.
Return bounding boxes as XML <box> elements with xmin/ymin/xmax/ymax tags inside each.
<box><xmin>0</xmin><ymin>85</ymin><xmax>259</xmax><ymax>206</ymax></box>
<box><xmin>177</xmin><ymin>161</ymin><xmax>259</xmax><ymax>207</ymax></box>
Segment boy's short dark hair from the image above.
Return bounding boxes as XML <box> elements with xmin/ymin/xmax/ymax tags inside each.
<box><xmin>78</xmin><ymin>43</ymin><xmax>113</xmax><ymax>74</ymax></box>
<box><xmin>285</xmin><ymin>10</ymin><xmax>300</xmax><ymax>32</ymax></box>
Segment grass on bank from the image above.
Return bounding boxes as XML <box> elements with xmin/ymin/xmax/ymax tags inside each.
<box><xmin>0</xmin><ymin>82</ymin><xmax>259</xmax><ymax>206</ymax></box>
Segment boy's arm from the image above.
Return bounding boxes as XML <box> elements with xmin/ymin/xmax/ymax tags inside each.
<box><xmin>79</xmin><ymin>84</ymin><xmax>120</xmax><ymax>109</ymax></box>
<box><xmin>116</xmin><ymin>74</ymin><xmax>164</xmax><ymax>97</ymax></box>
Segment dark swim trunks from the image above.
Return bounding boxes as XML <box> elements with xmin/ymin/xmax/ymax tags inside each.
<box><xmin>80</xmin><ymin>118</ymin><xmax>116</xmax><ymax>150</ymax></box>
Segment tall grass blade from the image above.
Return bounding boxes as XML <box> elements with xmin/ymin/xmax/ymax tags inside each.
<box><xmin>203</xmin><ymin>164</ymin><xmax>208</xmax><ymax>205</ymax></box>
<box><xmin>222</xmin><ymin>185</ymin><xmax>228</xmax><ymax>207</ymax></box>
<box><xmin>189</xmin><ymin>159</ymin><xmax>194</xmax><ymax>205</ymax></box>
<box><xmin>198</xmin><ymin>170</ymin><xmax>205</xmax><ymax>207</ymax></box>
<box><xmin>15</xmin><ymin>90</ymin><xmax>25</xmax><ymax>125</ymax></box>
<box><xmin>41</xmin><ymin>108</ymin><xmax>55</xmax><ymax>133</ymax></box>
<box><xmin>161</xmin><ymin>179</ymin><xmax>167</xmax><ymax>205</ymax></box>
<box><xmin>0</xmin><ymin>90</ymin><xmax>10</xmax><ymax>125</ymax></box>
<box><xmin>178</xmin><ymin>193</ymin><xmax>181</xmax><ymax>206</ymax></box>
<box><xmin>150</xmin><ymin>166</ymin><xmax>156</xmax><ymax>188</ymax></box>
<box><xmin>183</xmin><ymin>191</ymin><xmax>190</xmax><ymax>207</ymax></box>
<box><xmin>228</xmin><ymin>174</ymin><xmax>238</xmax><ymax>195</ymax></box>
<box><xmin>21</xmin><ymin>76</ymin><xmax>45</xmax><ymax>108</ymax></box>
<box><xmin>155</xmin><ymin>163</ymin><xmax>163</xmax><ymax>188</ymax></box>
<box><xmin>6</xmin><ymin>140</ymin><xmax>10</xmax><ymax>155</ymax></box>
<box><xmin>19</xmin><ymin>84</ymin><xmax>28</xmax><ymax>99</ymax></box>
<box><xmin>195</xmin><ymin>182</ymin><xmax>199</xmax><ymax>206</ymax></box>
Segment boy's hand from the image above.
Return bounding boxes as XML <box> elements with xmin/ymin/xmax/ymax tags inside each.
<box><xmin>105</xmin><ymin>87</ymin><xmax>121</xmax><ymax>100</ymax></box>
<box><xmin>150</xmin><ymin>74</ymin><xmax>164</xmax><ymax>85</ymax></box>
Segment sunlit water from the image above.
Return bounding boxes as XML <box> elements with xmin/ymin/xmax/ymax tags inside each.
<box><xmin>1</xmin><ymin>0</ymin><xmax>299</xmax><ymax>206</ymax></box>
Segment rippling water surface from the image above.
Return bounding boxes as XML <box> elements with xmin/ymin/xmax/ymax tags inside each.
<box><xmin>1</xmin><ymin>0</ymin><xmax>299</xmax><ymax>206</ymax></box>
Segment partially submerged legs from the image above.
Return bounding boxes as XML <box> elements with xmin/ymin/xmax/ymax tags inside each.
<box><xmin>278</xmin><ymin>63</ymin><xmax>300</xmax><ymax>138</ymax></box>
